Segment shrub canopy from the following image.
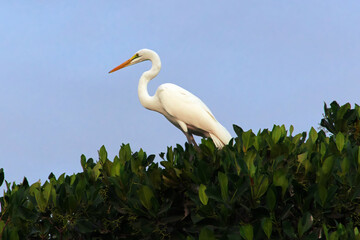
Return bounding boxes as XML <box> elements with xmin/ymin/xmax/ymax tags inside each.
<box><xmin>1</xmin><ymin>101</ymin><xmax>360</xmax><ymax>240</ymax></box>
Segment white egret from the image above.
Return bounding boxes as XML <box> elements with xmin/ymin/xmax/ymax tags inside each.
<box><xmin>109</xmin><ymin>49</ymin><xmax>231</xmax><ymax>149</ymax></box>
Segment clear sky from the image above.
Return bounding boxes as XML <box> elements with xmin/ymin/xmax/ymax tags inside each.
<box><xmin>1</xmin><ymin>1</ymin><xmax>359</xmax><ymax>190</ymax></box>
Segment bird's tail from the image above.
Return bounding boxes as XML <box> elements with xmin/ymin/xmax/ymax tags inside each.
<box><xmin>210</xmin><ymin>123</ymin><xmax>232</xmax><ymax>149</ymax></box>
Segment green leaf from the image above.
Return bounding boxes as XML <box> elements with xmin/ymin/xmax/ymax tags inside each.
<box><xmin>354</xmin><ymin>227</ymin><xmax>360</xmax><ymax>240</ymax></box>
<box><xmin>357</xmin><ymin>147</ymin><xmax>360</xmax><ymax>173</ymax></box>
<box><xmin>70</xmin><ymin>173</ymin><xmax>76</xmax><ymax>185</ymax></box>
<box><xmin>336</xmin><ymin>223</ymin><xmax>346</xmax><ymax>237</ymax></box>
<box><xmin>322</xmin><ymin>156</ymin><xmax>335</xmax><ymax>176</ymax></box>
<box><xmin>292</xmin><ymin>133</ymin><xmax>302</xmax><ymax>145</ymax></box>
<box><xmin>0</xmin><ymin>220</ymin><xmax>5</xmax><ymax>235</ymax></box>
<box><xmin>99</xmin><ymin>145</ymin><xmax>107</xmax><ymax>163</ymax></box>
<box><xmin>138</xmin><ymin>148</ymin><xmax>145</xmax><ymax>161</ymax></box>
<box><xmin>340</xmin><ymin>157</ymin><xmax>350</xmax><ymax>176</ymax></box>
<box><xmin>253</xmin><ymin>175</ymin><xmax>269</xmax><ymax>199</ymax></box>
<box><xmin>290</xmin><ymin>125</ymin><xmax>294</xmax><ymax>136</ymax></box>
<box><xmin>51</xmin><ymin>186</ymin><xmax>56</xmax><ymax>206</ymax></box>
<box><xmin>191</xmin><ymin>214</ymin><xmax>205</xmax><ymax>224</ymax></box>
<box><xmin>261</xmin><ymin>217</ymin><xmax>272</xmax><ymax>239</ymax></box>
<box><xmin>244</xmin><ymin>150</ymin><xmax>257</xmax><ymax>177</ymax></box>
<box><xmin>29</xmin><ymin>181</ymin><xmax>41</xmax><ymax>194</ymax></box>
<box><xmin>329</xmin><ymin>231</ymin><xmax>339</xmax><ymax>240</ymax></box>
<box><xmin>320</xmin><ymin>142</ymin><xmax>327</xmax><ymax>157</ymax></box>
<box><xmin>337</xmin><ymin>103</ymin><xmax>350</xmax><ymax>120</ymax></box>
<box><xmin>67</xmin><ymin>194</ymin><xmax>77</xmax><ymax>213</ymax></box>
<box><xmin>323</xmin><ymin>224</ymin><xmax>329</xmax><ymax>240</ymax></box>
<box><xmin>266</xmin><ymin>188</ymin><xmax>276</xmax><ymax>211</ymax></box>
<box><xmin>273</xmin><ymin>170</ymin><xmax>289</xmax><ymax>197</ymax></box>
<box><xmin>297</xmin><ymin>152</ymin><xmax>308</xmax><ymax>172</ymax></box>
<box><xmin>356</xmin><ymin>104</ymin><xmax>360</xmax><ymax>116</ymax></box>
<box><xmin>0</xmin><ymin>168</ymin><xmax>3</xmax><ymax>187</ymax></box>
<box><xmin>281</xmin><ymin>124</ymin><xmax>286</xmax><ymax>136</ymax></box>
<box><xmin>146</xmin><ymin>154</ymin><xmax>156</xmax><ymax>166</ymax></box>
<box><xmin>149</xmin><ymin>168</ymin><xmax>162</xmax><ymax>189</ymax></box>
<box><xmin>111</xmin><ymin>156</ymin><xmax>121</xmax><ymax>177</ymax></box>
<box><xmin>298</xmin><ymin>212</ymin><xmax>313</xmax><ymax>237</ymax></box>
<box><xmin>138</xmin><ymin>185</ymin><xmax>155</xmax><ymax>210</ymax></box>
<box><xmin>254</xmin><ymin>135</ymin><xmax>261</xmax><ymax>151</ymax></box>
<box><xmin>131</xmin><ymin>156</ymin><xmax>141</xmax><ymax>174</ymax></box>
<box><xmin>309</xmin><ymin>127</ymin><xmax>318</xmax><ymax>143</ymax></box>
<box><xmin>199</xmin><ymin>227</ymin><xmax>215</xmax><ymax>240</ymax></box>
<box><xmin>234</xmin><ymin>158</ymin><xmax>241</xmax><ymax>175</ymax></box>
<box><xmin>80</xmin><ymin>154</ymin><xmax>86</xmax><ymax>169</ymax></box>
<box><xmin>119</xmin><ymin>143</ymin><xmax>131</xmax><ymax>162</ymax></box>
<box><xmin>283</xmin><ymin>220</ymin><xmax>297</xmax><ymax>238</ymax></box>
<box><xmin>199</xmin><ymin>184</ymin><xmax>208</xmax><ymax>205</ymax></box>
<box><xmin>218</xmin><ymin>172</ymin><xmax>228</xmax><ymax>201</ymax></box>
<box><xmin>242</xmin><ymin>130</ymin><xmax>253</xmax><ymax>152</ymax></box>
<box><xmin>91</xmin><ymin>162</ymin><xmax>102</xmax><ymax>181</ymax></box>
<box><xmin>272</xmin><ymin>125</ymin><xmax>281</xmax><ymax>144</ymax></box>
<box><xmin>318</xmin><ymin>185</ymin><xmax>327</xmax><ymax>206</ymax></box>
<box><xmin>336</xmin><ymin>133</ymin><xmax>345</xmax><ymax>153</ymax></box>
<box><xmin>240</xmin><ymin>224</ymin><xmax>254</xmax><ymax>240</ymax></box>
<box><xmin>43</xmin><ymin>182</ymin><xmax>52</xmax><ymax>207</ymax></box>
<box><xmin>34</xmin><ymin>188</ymin><xmax>47</xmax><ymax>212</ymax></box>
<box><xmin>9</xmin><ymin>230</ymin><xmax>19</xmax><ymax>240</ymax></box>
<box><xmin>75</xmin><ymin>177</ymin><xmax>86</xmax><ymax>199</ymax></box>
<box><xmin>233</xmin><ymin>124</ymin><xmax>243</xmax><ymax>138</ymax></box>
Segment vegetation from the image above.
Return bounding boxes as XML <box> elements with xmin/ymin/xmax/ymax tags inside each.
<box><xmin>1</xmin><ymin>101</ymin><xmax>360</xmax><ymax>240</ymax></box>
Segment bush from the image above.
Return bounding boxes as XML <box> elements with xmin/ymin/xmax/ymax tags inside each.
<box><xmin>1</xmin><ymin>101</ymin><xmax>360</xmax><ymax>239</ymax></box>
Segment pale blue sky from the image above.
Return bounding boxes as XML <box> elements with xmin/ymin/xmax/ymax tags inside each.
<box><xmin>1</xmin><ymin>1</ymin><xmax>359</xmax><ymax>189</ymax></box>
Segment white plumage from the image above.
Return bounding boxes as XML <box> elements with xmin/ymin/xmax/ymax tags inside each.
<box><xmin>109</xmin><ymin>49</ymin><xmax>231</xmax><ymax>149</ymax></box>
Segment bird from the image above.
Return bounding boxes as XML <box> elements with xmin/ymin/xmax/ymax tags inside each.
<box><xmin>109</xmin><ymin>49</ymin><xmax>231</xmax><ymax>149</ymax></box>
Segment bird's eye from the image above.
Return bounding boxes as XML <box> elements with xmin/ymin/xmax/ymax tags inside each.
<box><xmin>132</xmin><ymin>53</ymin><xmax>140</xmax><ymax>60</ymax></box>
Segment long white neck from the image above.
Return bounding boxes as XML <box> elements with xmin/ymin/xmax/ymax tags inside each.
<box><xmin>138</xmin><ymin>52</ymin><xmax>161</xmax><ymax>111</ymax></box>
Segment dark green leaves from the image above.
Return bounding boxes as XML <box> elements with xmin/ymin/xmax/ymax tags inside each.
<box><xmin>0</xmin><ymin>101</ymin><xmax>359</xmax><ymax>239</ymax></box>
<box><xmin>240</xmin><ymin>224</ymin><xmax>253</xmax><ymax>240</ymax></box>
<box><xmin>320</xmin><ymin>101</ymin><xmax>360</xmax><ymax>145</ymax></box>
<box><xmin>218</xmin><ymin>172</ymin><xmax>228</xmax><ymax>201</ymax></box>
<box><xmin>273</xmin><ymin>170</ymin><xmax>288</xmax><ymax>197</ymax></box>
<box><xmin>33</xmin><ymin>182</ymin><xmax>52</xmax><ymax>213</ymax></box>
<box><xmin>199</xmin><ymin>184</ymin><xmax>208</xmax><ymax>205</ymax></box>
<box><xmin>322</xmin><ymin>155</ymin><xmax>335</xmax><ymax>176</ymax></box>
<box><xmin>138</xmin><ymin>185</ymin><xmax>156</xmax><ymax>210</ymax></box>
<box><xmin>336</xmin><ymin>132</ymin><xmax>345</xmax><ymax>152</ymax></box>
<box><xmin>266</xmin><ymin>188</ymin><xmax>276</xmax><ymax>211</ymax></box>
<box><xmin>298</xmin><ymin>212</ymin><xmax>313</xmax><ymax>237</ymax></box>
<box><xmin>242</xmin><ymin>129</ymin><xmax>254</xmax><ymax>152</ymax></box>
<box><xmin>272</xmin><ymin>125</ymin><xmax>282</xmax><ymax>144</ymax></box>
<box><xmin>252</xmin><ymin>175</ymin><xmax>269</xmax><ymax>200</ymax></box>
<box><xmin>261</xmin><ymin>217</ymin><xmax>272</xmax><ymax>239</ymax></box>
<box><xmin>199</xmin><ymin>227</ymin><xmax>215</xmax><ymax>240</ymax></box>
<box><xmin>309</xmin><ymin>127</ymin><xmax>318</xmax><ymax>143</ymax></box>
<box><xmin>318</xmin><ymin>185</ymin><xmax>327</xmax><ymax>206</ymax></box>
<box><xmin>99</xmin><ymin>145</ymin><xmax>108</xmax><ymax>163</ymax></box>
<box><xmin>0</xmin><ymin>168</ymin><xmax>4</xmax><ymax>187</ymax></box>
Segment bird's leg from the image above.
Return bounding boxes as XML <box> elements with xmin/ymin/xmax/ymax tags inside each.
<box><xmin>185</xmin><ymin>132</ymin><xmax>194</xmax><ymax>146</ymax></box>
<box><xmin>185</xmin><ymin>133</ymin><xmax>201</xmax><ymax>152</ymax></box>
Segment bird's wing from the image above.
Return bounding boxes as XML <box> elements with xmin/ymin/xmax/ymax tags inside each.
<box><xmin>155</xmin><ymin>83</ymin><xmax>218</xmax><ymax>133</ymax></box>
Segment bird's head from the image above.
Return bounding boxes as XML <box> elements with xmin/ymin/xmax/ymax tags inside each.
<box><xmin>109</xmin><ymin>49</ymin><xmax>156</xmax><ymax>73</ymax></box>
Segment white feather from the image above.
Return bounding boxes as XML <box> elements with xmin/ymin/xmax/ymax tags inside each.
<box><xmin>109</xmin><ymin>49</ymin><xmax>232</xmax><ymax>148</ymax></box>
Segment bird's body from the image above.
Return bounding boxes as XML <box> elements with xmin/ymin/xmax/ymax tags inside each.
<box><xmin>109</xmin><ymin>49</ymin><xmax>231</xmax><ymax>148</ymax></box>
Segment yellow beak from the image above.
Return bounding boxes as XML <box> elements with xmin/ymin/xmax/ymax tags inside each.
<box><xmin>108</xmin><ymin>58</ymin><xmax>132</xmax><ymax>73</ymax></box>
<box><xmin>109</xmin><ymin>54</ymin><xmax>138</xmax><ymax>73</ymax></box>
